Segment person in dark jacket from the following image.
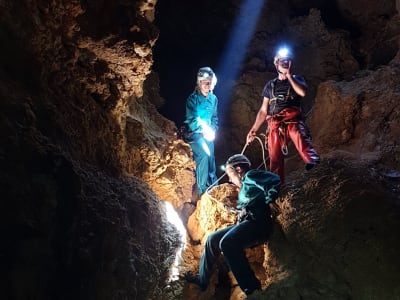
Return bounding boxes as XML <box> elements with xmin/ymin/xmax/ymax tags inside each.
<box><xmin>246</xmin><ymin>47</ymin><xmax>319</xmax><ymax>182</ymax></box>
<box><xmin>185</xmin><ymin>154</ymin><xmax>281</xmax><ymax>296</ymax></box>
<box><xmin>184</xmin><ymin>66</ymin><xmax>219</xmax><ymax>196</ymax></box>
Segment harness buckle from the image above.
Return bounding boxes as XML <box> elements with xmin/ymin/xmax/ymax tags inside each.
<box><xmin>278</xmin><ymin>122</ymin><xmax>289</xmax><ymax>156</ymax></box>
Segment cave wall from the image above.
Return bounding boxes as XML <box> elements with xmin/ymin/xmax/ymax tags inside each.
<box><xmin>154</xmin><ymin>0</ymin><xmax>400</xmax><ymax>299</ymax></box>
<box><xmin>219</xmin><ymin>1</ymin><xmax>400</xmax><ymax>168</ymax></box>
<box><xmin>1</xmin><ymin>0</ymin><xmax>400</xmax><ymax>299</ymax></box>
<box><xmin>182</xmin><ymin>159</ymin><xmax>400</xmax><ymax>299</ymax></box>
<box><xmin>0</xmin><ymin>0</ymin><xmax>189</xmax><ymax>299</ymax></box>
<box><xmin>154</xmin><ymin>0</ymin><xmax>400</xmax><ymax>170</ymax></box>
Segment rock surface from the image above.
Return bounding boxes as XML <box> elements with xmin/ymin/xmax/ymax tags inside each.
<box><xmin>0</xmin><ymin>0</ymin><xmax>400</xmax><ymax>299</ymax></box>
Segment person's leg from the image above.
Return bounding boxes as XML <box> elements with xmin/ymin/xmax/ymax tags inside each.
<box><xmin>206</xmin><ymin>140</ymin><xmax>218</xmax><ymax>187</ymax></box>
<box><xmin>268</xmin><ymin>127</ymin><xmax>285</xmax><ymax>182</ymax></box>
<box><xmin>185</xmin><ymin>226</ymin><xmax>234</xmax><ymax>289</ymax></box>
<box><xmin>190</xmin><ymin>137</ymin><xmax>210</xmax><ymax>195</ymax></box>
<box><xmin>198</xmin><ymin>226</ymin><xmax>233</xmax><ymax>286</ymax></box>
<box><xmin>287</xmin><ymin>121</ymin><xmax>320</xmax><ymax>168</ymax></box>
<box><xmin>219</xmin><ymin>220</ymin><xmax>272</xmax><ymax>294</ymax></box>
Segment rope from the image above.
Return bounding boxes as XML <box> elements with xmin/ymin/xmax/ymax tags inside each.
<box><xmin>205</xmin><ymin>134</ymin><xmax>269</xmax><ymax>200</ymax></box>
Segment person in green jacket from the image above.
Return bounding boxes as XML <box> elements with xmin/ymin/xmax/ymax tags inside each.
<box><xmin>185</xmin><ymin>154</ymin><xmax>281</xmax><ymax>296</ymax></box>
<box><xmin>184</xmin><ymin>67</ymin><xmax>219</xmax><ymax>196</ymax></box>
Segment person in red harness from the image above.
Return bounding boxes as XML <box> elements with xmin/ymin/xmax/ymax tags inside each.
<box><xmin>246</xmin><ymin>47</ymin><xmax>320</xmax><ymax>182</ymax></box>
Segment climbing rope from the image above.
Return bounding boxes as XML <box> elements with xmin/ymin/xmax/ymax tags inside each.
<box><xmin>204</xmin><ymin>135</ymin><xmax>270</xmax><ymax>211</ymax></box>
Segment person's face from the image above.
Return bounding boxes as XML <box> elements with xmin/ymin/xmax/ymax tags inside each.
<box><xmin>199</xmin><ymin>79</ymin><xmax>211</xmax><ymax>96</ymax></box>
<box><xmin>225</xmin><ymin>166</ymin><xmax>242</xmax><ymax>187</ymax></box>
<box><xmin>225</xmin><ymin>167</ymin><xmax>236</xmax><ymax>181</ymax></box>
<box><xmin>277</xmin><ymin>59</ymin><xmax>291</xmax><ymax>70</ymax></box>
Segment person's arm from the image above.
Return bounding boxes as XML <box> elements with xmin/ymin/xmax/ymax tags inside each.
<box><xmin>185</xmin><ymin>95</ymin><xmax>201</xmax><ymax>132</ymax></box>
<box><xmin>241</xmin><ymin>170</ymin><xmax>281</xmax><ymax>212</ymax></box>
<box><xmin>246</xmin><ymin>97</ymin><xmax>269</xmax><ymax>144</ymax></box>
<box><xmin>283</xmin><ymin>61</ymin><xmax>307</xmax><ymax>97</ymax></box>
<box><xmin>287</xmin><ymin>74</ymin><xmax>306</xmax><ymax>97</ymax></box>
<box><xmin>264</xmin><ymin>174</ymin><xmax>281</xmax><ymax>204</ymax></box>
<box><xmin>246</xmin><ymin>170</ymin><xmax>281</xmax><ymax>204</ymax></box>
<box><xmin>255</xmin><ymin>171</ymin><xmax>281</xmax><ymax>217</ymax></box>
<box><xmin>210</xmin><ymin>95</ymin><xmax>219</xmax><ymax>131</ymax></box>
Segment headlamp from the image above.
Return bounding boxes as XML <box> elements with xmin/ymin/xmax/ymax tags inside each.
<box><xmin>274</xmin><ymin>46</ymin><xmax>293</xmax><ymax>66</ymax></box>
<box><xmin>277</xmin><ymin>48</ymin><xmax>289</xmax><ymax>58</ymax></box>
<box><xmin>198</xmin><ymin>71</ymin><xmax>212</xmax><ymax>80</ymax></box>
<box><xmin>197</xmin><ymin>67</ymin><xmax>217</xmax><ymax>91</ymax></box>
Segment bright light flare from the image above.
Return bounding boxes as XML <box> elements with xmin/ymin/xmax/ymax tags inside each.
<box><xmin>197</xmin><ymin>117</ymin><xmax>215</xmax><ymax>141</ymax></box>
<box><xmin>216</xmin><ymin>0</ymin><xmax>265</xmax><ymax>124</ymax></box>
<box><xmin>277</xmin><ymin>47</ymin><xmax>289</xmax><ymax>58</ymax></box>
<box><xmin>164</xmin><ymin>201</ymin><xmax>186</xmax><ymax>282</ymax></box>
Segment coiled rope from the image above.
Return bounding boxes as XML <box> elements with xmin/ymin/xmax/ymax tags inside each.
<box><xmin>204</xmin><ymin>135</ymin><xmax>269</xmax><ymax>207</ymax></box>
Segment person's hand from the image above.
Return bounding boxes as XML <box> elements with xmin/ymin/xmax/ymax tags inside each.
<box><xmin>269</xmin><ymin>202</ymin><xmax>282</xmax><ymax>219</ymax></box>
<box><xmin>202</xmin><ymin>126</ymin><xmax>215</xmax><ymax>141</ymax></box>
<box><xmin>280</xmin><ymin>60</ymin><xmax>292</xmax><ymax>79</ymax></box>
<box><xmin>286</xmin><ymin>60</ymin><xmax>292</xmax><ymax>74</ymax></box>
<box><xmin>246</xmin><ymin>130</ymin><xmax>256</xmax><ymax>144</ymax></box>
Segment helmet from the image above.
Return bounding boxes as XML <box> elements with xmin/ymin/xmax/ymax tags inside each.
<box><xmin>197</xmin><ymin>66</ymin><xmax>218</xmax><ymax>90</ymax></box>
<box><xmin>273</xmin><ymin>47</ymin><xmax>293</xmax><ymax>65</ymax></box>
<box><xmin>225</xmin><ymin>154</ymin><xmax>251</xmax><ymax>170</ymax></box>
<box><xmin>197</xmin><ymin>67</ymin><xmax>214</xmax><ymax>80</ymax></box>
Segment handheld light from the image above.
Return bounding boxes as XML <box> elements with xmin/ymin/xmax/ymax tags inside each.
<box><xmin>197</xmin><ymin>117</ymin><xmax>215</xmax><ymax>141</ymax></box>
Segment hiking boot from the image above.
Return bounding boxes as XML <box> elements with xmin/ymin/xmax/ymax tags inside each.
<box><xmin>184</xmin><ymin>271</ymin><xmax>207</xmax><ymax>291</ymax></box>
<box><xmin>305</xmin><ymin>159</ymin><xmax>320</xmax><ymax>171</ymax></box>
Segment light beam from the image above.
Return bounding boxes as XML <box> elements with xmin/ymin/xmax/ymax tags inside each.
<box><xmin>216</xmin><ymin>0</ymin><xmax>265</xmax><ymax>124</ymax></box>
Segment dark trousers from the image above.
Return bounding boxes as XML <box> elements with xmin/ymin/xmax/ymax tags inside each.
<box><xmin>198</xmin><ymin>217</ymin><xmax>273</xmax><ymax>292</ymax></box>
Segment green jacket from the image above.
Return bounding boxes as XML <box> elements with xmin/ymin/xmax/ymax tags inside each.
<box><xmin>184</xmin><ymin>91</ymin><xmax>219</xmax><ymax>133</ymax></box>
<box><xmin>237</xmin><ymin>169</ymin><xmax>281</xmax><ymax>210</ymax></box>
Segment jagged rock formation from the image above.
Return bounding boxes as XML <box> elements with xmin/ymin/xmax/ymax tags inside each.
<box><xmin>1</xmin><ymin>0</ymin><xmax>400</xmax><ymax>300</ymax></box>
<box><xmin>156</xmin><ymin>0</ymin><xmax>400</xmax><ymax>299</ymax></box>
<box><xmin>183</xmin><ymin>163</ymin><xmax>400</xmax><ymax>299</ymax></box>
<box><xmin>1</xmin><ymin>0</ymin><xmax>191</xmax><ymax>299</ymax></box>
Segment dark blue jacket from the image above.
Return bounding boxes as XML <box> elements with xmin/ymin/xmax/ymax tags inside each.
<box><xmin>237</xmin><ymin>169</ymin><xmax>281</xmax><ymax>211</ymax></box>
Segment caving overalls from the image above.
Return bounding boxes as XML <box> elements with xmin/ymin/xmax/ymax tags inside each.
<box><xmin>262</xmin><ymin>76</ymin><xmax>320</xmax><ymax>182</ymax></box>
<box><xmin>184</xmin><ymin>90</ymin><xmax>219</xmax><ymax>195</ymax></box>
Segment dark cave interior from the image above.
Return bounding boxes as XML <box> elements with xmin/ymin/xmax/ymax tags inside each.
<box><xmin>152</xmin><ymin>0</ymin><xmax>370</xmax><ymax>127</ymax></box>
<box><xmin>1</xmin><ymin>0</ymin><xmax>400</xmax><ymax>299</ymax></box>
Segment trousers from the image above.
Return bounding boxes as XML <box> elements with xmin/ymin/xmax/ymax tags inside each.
<box><xmin>189</xmin><ymin>135</ymin><xmax>217</xmax><ymax>195</ymax></box>
<box><xmin>198</xmin><ymin>216</ymin><xmax>273</xmax><ymax>292</ymax></box>
<box><xmin>267</xmin><ymin>108</ymin><xmax>319</xmax><ymax>182</ymax></box>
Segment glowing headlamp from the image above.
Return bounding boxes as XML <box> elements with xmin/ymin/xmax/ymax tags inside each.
<box><xmin>274</xmin><ymin>47</ymin><xmax>293</xmax><ymax>66</ymax></box>
<box><xmin>277</xmin><ymin>48</ymin><xmax>289</xmax><ymax>58</ymax></box>
<box><xmin>197</xmin><ymin>117</ymin><xmax>215</xmax><ymax>141</ymax></box>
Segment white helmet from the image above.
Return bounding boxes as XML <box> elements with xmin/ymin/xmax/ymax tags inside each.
<box><xmin>225</xmin><ymin>154</ymin><xmax>251</xmax><ymax>170</ymax></box>
<box><xmin>197</xmin><ymin>66</ymin><xmax>217</xmax><ymax>91</ymax></box>
<box><xmin>273</xmin><ymin>47</ymin><xmax>294</xmax><ymax>65</ymax></box>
